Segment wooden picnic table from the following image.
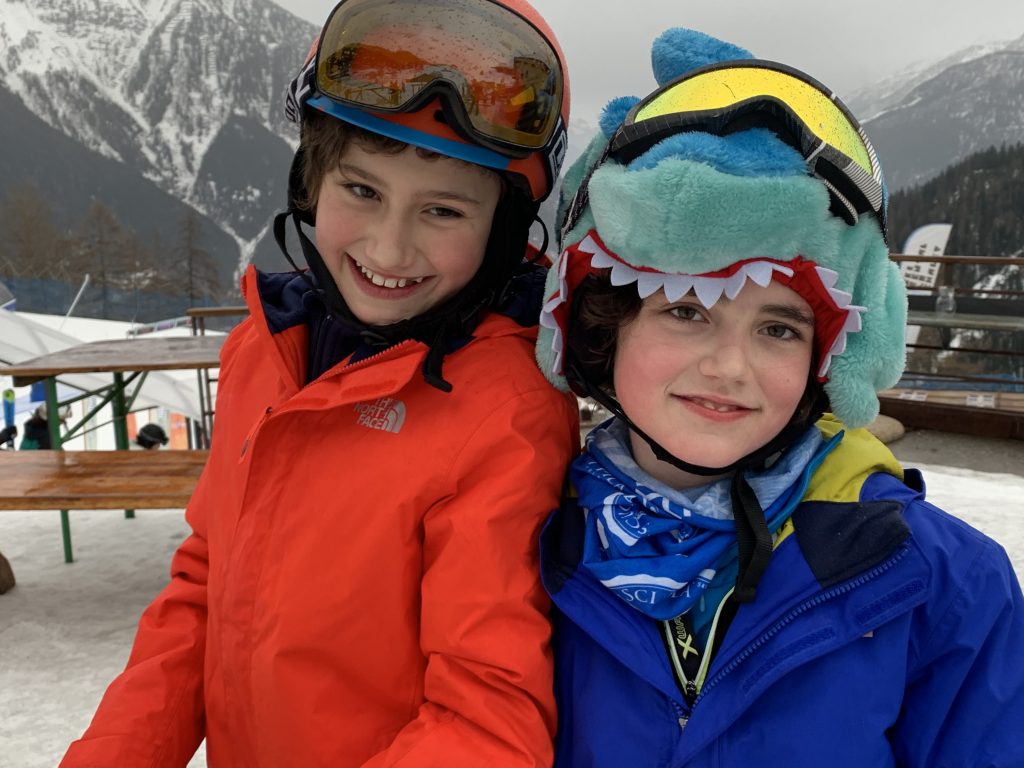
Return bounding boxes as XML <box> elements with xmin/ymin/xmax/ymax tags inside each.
<box><xmin>0</xmin><ymin>450</ymin><xmax>208</xmax><ymax>511</ymax></box>
<box><xmin>0</xmin><ymin>335</ymin><xmax>224</xmax><ymax>565</ymax></box>
<box><xmin>0</xmin><ymin>335</ymin><xmax>225</xmax><ymax>387</ymax></box>
<box><xmin>0</xmin><ymin>449</ymin><xmax>208</xmax><ymax>587</ymax></box>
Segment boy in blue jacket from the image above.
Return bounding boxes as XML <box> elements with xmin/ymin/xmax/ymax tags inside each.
<box><xmin>535</xmin><ymin>28</ymin><xmax>1024</xmax><ymax>766</ymax></box>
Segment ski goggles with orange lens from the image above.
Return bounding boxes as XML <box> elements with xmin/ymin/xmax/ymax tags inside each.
<box><xmin>313</xmin><ymin>0</ymin><xmax>564</xmax><ymax>156</ymax></box>
<box><xmin>567</xmin><ymin>60</ymin><xmax>885</xmax><ymax>237</ymax></box>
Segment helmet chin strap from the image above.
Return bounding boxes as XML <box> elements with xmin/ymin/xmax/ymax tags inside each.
<box><xmin>274</xmin><ymin>209</ymin><xmax>348</xmax><ymax>322</ymax></box>
<box><xmin>567</xmin><ymin>353</ymin><xmax>827</xmax><ymax>603</ymax></box>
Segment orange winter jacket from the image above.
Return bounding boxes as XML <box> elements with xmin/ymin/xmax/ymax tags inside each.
<box><xmin>62</xmin><ymin>268</ymin><xmax>579</xmax><ymax>767</ymax></box>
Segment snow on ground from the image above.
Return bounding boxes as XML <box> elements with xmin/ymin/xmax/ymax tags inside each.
<box><xmin>1</xmin><ymin>462</ymin><xmax>1023</xmax><ymax>768</ymax></box>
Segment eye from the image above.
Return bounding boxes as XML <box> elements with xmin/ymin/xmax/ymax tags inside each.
<box><xmin>343</xmin><ymin>183</ymin><xmax>378</xmax><ymax>201</ymax></box>
<box><xmin>425</xmin><ymin>205</ymin><xmax>463</xmax><ymax>219</ymax></box>
<box><xmin>667</xmin><ymin>304</ymin><xmax>707</xmax><ymax>323</ymax></box>
<box><xmin>761</xmin><ymin>323</ymin><xmax>803</xmax><ymax>341</ymax></box>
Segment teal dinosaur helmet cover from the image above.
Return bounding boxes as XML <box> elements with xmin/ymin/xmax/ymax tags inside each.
<box><xmin>536</xmin><ymin>28</ymin><xmax>906</xmax><ymax>429</ymax></box>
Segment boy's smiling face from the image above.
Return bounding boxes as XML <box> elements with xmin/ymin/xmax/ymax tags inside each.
<box><xmin>613</xmin><ymin>279</ymin><xmax>815</xmax><ymax>489</ymax></box>
<box><xmin>314</xmin><ymin>141</ymin><xmax>502</xmax><ymax>326</ymax></box>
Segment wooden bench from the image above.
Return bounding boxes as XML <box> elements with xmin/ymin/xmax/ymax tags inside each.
<box><xmin>0</xmin><ymin>450</ymin><xmax>207</xmax><ymax>565</ymax></box>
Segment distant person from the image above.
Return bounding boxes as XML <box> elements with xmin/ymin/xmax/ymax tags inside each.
<box><xmin>0</xmin><ymin>424</ymin><xmax>16</xmax><ymax>448</ymax></box>
<box><xmin>133</xmin><ymin>423</ymin><xmax>169</xmax><ymax>450</ymax></box>
<box><xmin>18</xmin><ymin>403</ymin><xmax>66</xmax><ymax>450</ymax></box>
<box><xmin>535</xmin><ymin>28</ymin><xmax>1024</xmax><ymax>766</ymax></box>
<box><xmin>61</xmin><ymin>1</ymin><xmax>577</xmax><ymax>766</ymax></box>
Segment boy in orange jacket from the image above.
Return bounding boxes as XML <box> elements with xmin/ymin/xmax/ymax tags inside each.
<box><xmin>62</xmin><ymin>2</ymin><xmax>577</xmax><ymax>765</ymax></box>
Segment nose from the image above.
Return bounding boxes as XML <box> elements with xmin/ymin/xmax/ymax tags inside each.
<box><xmin>696</xmin><ymin>339</ymin><xmax>749</xmax><ymax>382</ymax></box>
<box><xmin>364</xmin><ymin>210</ymin><xmax>418</xmax><ymax>272</ymax></box>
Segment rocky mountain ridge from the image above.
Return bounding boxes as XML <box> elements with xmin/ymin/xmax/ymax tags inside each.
<box><xmin>854</xmin><ymin>33</ymin><xmax>1024</xmax><ymax>190</ymax></box>
<box><xmin>1</xmin><ymin>0</ymin><xmax>315</xmax><ymax>275</ymax></box>
<box><xmin>1</xmin><ymin>1</ymin><xmax>1021</xmax><ymax>302</ymax></box>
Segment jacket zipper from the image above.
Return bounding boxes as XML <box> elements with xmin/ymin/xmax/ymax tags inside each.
<box><xmin>239</xmin><ymin>406</ymin><xmax>273</xmax><ymax>459</ymax></box>
<box><xmin>693</xmin><ymin>544</ymin><xmax>911</xmax><ymax>707</ymax></box>
<box><xmin>667</xmin><ymin>439</ymin><xmax>843</xmax><ymax>713</ymax></box>
<box><xmin>309</xmin><ymin>338</ymin><xmax>420</xmax><ymax>386</ymax></box>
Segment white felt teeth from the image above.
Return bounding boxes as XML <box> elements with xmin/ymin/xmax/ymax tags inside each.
<box><xmin>540</xmin><ymin>237</ymin><xmax>867</xmax><ymax>381</ymax></box>
<box><xmin>540</xmin><ymin>246</ymin><xmax>570</xmax><ymax>373</ymax></box>
<box><xmin>637</xmin><ymin>272</ymin><xmax>665</xmax><ymax>298</ymax></box>
<box><xmin>694</xmin><ymin>279</ymin><xmax>724</xmax><ymax>308</ymax></box>
<box><xmin>609</xmin><ymin>261</ymin><xmax>638</xmax><ymax>286</ymax></box>
<box><xmin>745</xmin><ymin>261</ymin><xmax>776</xmax><ymax>287</ymax></box>
<box><xmin>812</xmin><ymin>264</ymin><xmax>867</xmax><ymax>378</ymax></box>
<box><xmin>662</xmin><ymin>275</ymin><xmax>694</xmax><ymax>302</ymax></box>
<box><xmin>816</xmin><ymin>266</ymin><xmax>840</xmax><ymax>290</ymax></box>
<box><xmin>724</xmin><ymin>272</ymin><xmax>748</xmax><ymax>300</ymax></box>
<box><xmin>818</xmin><ymin>305</ymin><xmax>866</xmax><ymax>377</ymax></box>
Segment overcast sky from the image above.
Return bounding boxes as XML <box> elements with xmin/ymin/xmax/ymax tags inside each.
<box><xmin>271</xmin><ymin>0</ymin><xmax>1023</xmax><ymax>123</ymax></box>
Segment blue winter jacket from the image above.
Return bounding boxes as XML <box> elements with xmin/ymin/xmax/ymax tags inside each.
<box><xmin>541</xmin><ymin>418</ymin><xmax>1024</xmax><ymax>767</ymax></box>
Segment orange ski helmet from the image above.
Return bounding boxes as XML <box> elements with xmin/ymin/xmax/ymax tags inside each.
<box><xmin>285</xmin><ymin>0</ymin><xmax>571</xmax><ymax>202</ymax></box>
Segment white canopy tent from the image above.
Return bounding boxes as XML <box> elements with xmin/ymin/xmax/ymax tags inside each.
<box><xmin>0</xmin><ymin>310</ymin><xmax>212</xmax><ymax>423</ymax></box>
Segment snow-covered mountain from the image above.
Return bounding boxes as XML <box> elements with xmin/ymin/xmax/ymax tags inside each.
<box><xmin>0</xmin><ymin>0</ymin><xmax>316</xmax><ymax>274</ymax></box>
<box><xmin>853</xmin><ymin>34</ymin><xmax>1024</xmax><ymax>191</ymax></box>
<box><xmin>846</xmin><ymin>38</ymin><xmax>1017</xmax><ymax>121</ymax></box>
<box><xmin>2</xmin><ymin>0</ymin><xmax>1021</xmax><ymax>291</ymax></box>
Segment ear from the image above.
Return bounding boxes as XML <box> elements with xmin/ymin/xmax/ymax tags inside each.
<box><xmin>651</xmin><ymin>28</ymin><xmax>754</xmax><ymax>86</ymax></box>
<box><xmin>599</xmin><ymin>96</ymin><xmax>641</xmax><ymax>138</ymax></box>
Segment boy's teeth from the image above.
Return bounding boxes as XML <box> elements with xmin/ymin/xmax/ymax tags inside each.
<box><xmin>695</xmin><ymin>398</ymin><xmax>737</xmax><ymax>412</ymax></box>
<box><xmin>358</xmin><ymin>262</ymin><xmax>424</xmax><ymax>289</ymax></box>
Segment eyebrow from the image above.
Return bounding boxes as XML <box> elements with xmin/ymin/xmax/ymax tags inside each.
<box><xmin>762</xmin><ymin>304</ymin><xmax>816</xmax><ymax>327</ymax></box>
<box><xmin>336</xmin><ymin>162</ymin><xmax>485</xmax><ymax>206</ymax></box>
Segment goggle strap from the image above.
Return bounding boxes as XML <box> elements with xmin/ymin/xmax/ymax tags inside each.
<box><xmin>285</xmin><ymin>53</ymin><xmax>317</xmax><ymax>125</ymax></box>
<box><xmin>560</xmin><ymin>142</ymin><xmax>613</xmax><ymax>244</ymax></box>
<box><xmin>820</xmin><ymin>177</ymin><xmax>859</xmax><ymax>226</ymax></box>
<box><xmin>609</xmin><ymin>117</ymin><xmax>679</xmax><ymax>162</ymax></box>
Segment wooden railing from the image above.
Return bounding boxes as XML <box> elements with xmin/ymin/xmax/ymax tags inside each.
<box><xmin>880</xmin><ymin>254</ymin><xmax>1024</xmax><ymax>439</ymax></box>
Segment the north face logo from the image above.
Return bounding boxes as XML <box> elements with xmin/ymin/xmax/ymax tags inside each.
<box><xmin>354</xmin><ymin>398</ymin><xmax>406</xmax><ymax>434</ymax></box>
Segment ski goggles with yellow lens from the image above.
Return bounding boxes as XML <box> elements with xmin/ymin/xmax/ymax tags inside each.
<box><xmin>569</xmin><ymin>59</ymin><xmax>885</xmax><ymax>237</ymax></box>
<box><xmin>312</xmin><ymin>0</ymin><xmax>564</xmax><ymax>156</ymax></box>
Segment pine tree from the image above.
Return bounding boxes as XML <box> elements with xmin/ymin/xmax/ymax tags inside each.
<box><xmin>890</xmin><ymin>142</ymin><xmax>1024</xmax><ymax>261</ymax></box>
<box><xmin>172</xmin><ymin>208</ymin><xmax>222</xmax><ymax>306</ymax></box>
<box><xmin>71</xmin><ymin>201</ymin><xmax>136</xmax><ymax>318</ymax></box>
<box><xmin>0</xmin><ymin>183</ymin><xmax>65</xmax><ymax>280</ymax></box>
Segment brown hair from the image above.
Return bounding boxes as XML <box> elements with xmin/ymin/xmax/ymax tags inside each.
<box><xmin>298</xmin><ymin>109</ymin><xmax>500</xmax><ymax>214</ymax></box>
<box><xmin>568</xmin><ymin>271</ymin><xmax>643</xmax><ymax>394</ymax></box>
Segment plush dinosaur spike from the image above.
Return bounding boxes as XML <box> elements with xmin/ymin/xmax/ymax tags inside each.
<box><xmin>651</xmin><ymin>27</ymin><xmax>753</xmax><ymax>86</ymax></box>
<box><xmin>598</xmin><ymin>96</ymin><xmax>640</xmax><ymax>139</ymax></box>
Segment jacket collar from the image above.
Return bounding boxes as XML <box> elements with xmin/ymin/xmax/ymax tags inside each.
<box><xmin>240</xmin><ymin>266</ymin><xmax>538</xmax><ymax>403</ymax></box>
